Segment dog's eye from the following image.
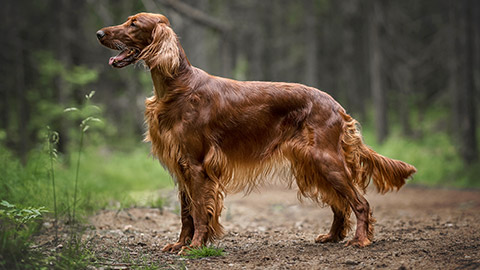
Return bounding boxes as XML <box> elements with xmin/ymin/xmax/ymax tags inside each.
<box><xmin>130</xmin><ymin>22</ymin><xmax>137</xmax><ymax>27</ymax></box>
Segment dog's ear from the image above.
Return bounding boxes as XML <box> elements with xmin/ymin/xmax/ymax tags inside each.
<box><xmin>139</xmin><ymin>23</ymin><xmax>180</xmax><ymax>78</ymax></box>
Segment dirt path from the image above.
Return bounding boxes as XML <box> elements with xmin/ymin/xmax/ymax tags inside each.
<box><xmin>85</xmin><ymin>186</ymin><xmax>480</xmax><ymax>269</ymax></box>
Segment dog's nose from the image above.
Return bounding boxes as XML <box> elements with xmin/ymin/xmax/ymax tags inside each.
<box><xmin>96</xmin><ymin>30</ymin><xmax>106</xmax><ymax>40</ymax></box>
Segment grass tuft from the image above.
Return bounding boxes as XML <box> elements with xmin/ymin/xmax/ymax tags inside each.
<box><xmin>182</xmin><ymin>246</ymin><xmax>225</xmax><ymax>259</ymax></box>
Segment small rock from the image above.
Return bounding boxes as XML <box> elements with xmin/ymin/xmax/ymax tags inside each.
<box><xmin>123</xmin><ymin>225</ymin><xmax>133</xmax><ymax>232</ymax></box>
<box><xmin>345</xmin><ymin>260</ymin><xmax>359</xmax><ymax>265</ymax></box>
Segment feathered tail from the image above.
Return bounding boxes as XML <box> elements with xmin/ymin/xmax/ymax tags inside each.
<box><xmin>340</xmin><ymin>111</ymin><xmax>417</xmax><ymax>193</ymax></box>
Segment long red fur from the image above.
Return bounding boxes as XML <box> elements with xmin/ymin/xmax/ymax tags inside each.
<box><xmin>97</xmin><ymin>13</ymin><xmax>417</xmax><ymax>252</ymax></box>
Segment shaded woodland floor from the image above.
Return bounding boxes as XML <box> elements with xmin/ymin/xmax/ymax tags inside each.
<box><xmin>36</xmin><ymin>186</ymin><xmax>480</xmax><ymax>269</ymax></box>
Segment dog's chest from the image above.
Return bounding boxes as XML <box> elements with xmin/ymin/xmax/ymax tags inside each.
<box><xmin>144</xmin><ymin>96</ymin><xmax>182</xmax><ymax>176</ymax></box>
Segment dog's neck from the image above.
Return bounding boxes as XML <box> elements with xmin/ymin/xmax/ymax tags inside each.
<box><xmin>150</xmin><ymin>43</ymin><xmax>192</xmax><ymax>99</ymax></box>
<box><xmin>150</xmin><ymin>68</ymin><xmax>168</xmax><ymax>98</ymax></box>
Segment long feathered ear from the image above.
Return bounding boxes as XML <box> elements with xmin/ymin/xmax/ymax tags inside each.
<box><xmin>139</xmin><ymin>23</ymin><xmax>180</xmax><ymax>78</ymax></box>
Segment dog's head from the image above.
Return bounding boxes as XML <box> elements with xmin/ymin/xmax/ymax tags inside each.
<box><xmin>96</xmin><ymin>13</ymin><xmax>179</xmax><ymax>77</ymax></box>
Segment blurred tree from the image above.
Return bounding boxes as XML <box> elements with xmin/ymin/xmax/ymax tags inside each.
<box><xmin>304</xmin><ymin>0</ymin><xmax>319</xmax><ymax>88</ymax></box>
<box><xmin>0</xmin><ymin>0</ymin><xmax>477</xmax><ymax>167</ymax></box>
<box><xmin>455</xmin><ymin>0</ymin><xmax>478</xmax><ymax>164</ymax></box>
<box><xmin>368</xmin><ymin>0</ymin><xmax>388</xmax><ymax>143</ymax></box>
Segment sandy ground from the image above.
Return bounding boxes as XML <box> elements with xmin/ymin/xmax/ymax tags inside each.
<box><xmin>68</xmin><ymin>185</ymin><xmax>480</xmax><ymax>270</ymax></box>
<box><xmin>35</xmin><ymin>185</ymin><xmax>480</xmax><ymax>269</ymax></box>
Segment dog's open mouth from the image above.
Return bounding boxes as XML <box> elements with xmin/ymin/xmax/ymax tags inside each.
<box><xmin>109</xmin><ymin>44</ymin><xmax>140</xmax><ymax>68</ymax></box>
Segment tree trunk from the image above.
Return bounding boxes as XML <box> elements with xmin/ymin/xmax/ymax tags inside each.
<box><xmin>395</xmin><ymin>64</ymin><xmax>413</xmax><ymax>137</ymax></box>
<box><xmin>457</xmin><ymin>0</ymin><xmax>478</xmax><ymax>163</ymax></box>
<box><xmin>341</xmin><ymin>0</ymin><xmax>362</xmax><ymax>117</ymax></box>
<box><xmin>262</xmin><ymin>2</ymin><xmax>275</xmax><ymax>81</ymax></box>
<box><xmin>304</xmin><ymin>0</ymin><xmax>318</xmax><ymax>88</ymax></box>
<box><xmin>13</xmin><ymin>4</ymin><xmax>28</xmax><ymax>160</ymax></box>
<box><xmin>220</xmin><ymin>1</ymin><xmax>233</xmax><ymax>78</ymax></box>
<box><xmin>368</xmin><ymin>0</ymin><xmax>388</xmax><ymax>143</ymax></box>
<box><xmin>55</xmin><ymin>0</ymin><xmax>73</xmax><ymax>153</ymax></box>
<box><xmin>448</xmin><ymin>0</ymin><xmax>458</xmax><ymax>139</ymax></box>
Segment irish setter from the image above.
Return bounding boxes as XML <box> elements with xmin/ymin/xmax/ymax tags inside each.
<box><xmin>97</xmin><ymin>13</ymin><xmax>416</xmax><ymax>253</ymax></box>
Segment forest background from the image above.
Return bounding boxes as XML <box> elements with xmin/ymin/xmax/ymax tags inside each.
<box><xmin>1</xmin><ymin>0</ymin><xmax>479</xmax><ymax>213</ymax></box>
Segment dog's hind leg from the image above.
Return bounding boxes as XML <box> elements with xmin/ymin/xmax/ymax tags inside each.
<box><xmin>290</xmin><ymin>144</ymin><xmax>373</xmax><ymax>247</ymax></box>
<box><xmin>315</xmin><ymin>203</ymin><xmax>351</xmax><ymax>243</ymax></box>
<box><xmin>316</xmin><ymin>151</ymin><xmax>374</xmax><ymax>247</ymax></box>
<box><xmin>343</xmin><ymin>188</ymin><xmax>375</xmax><ymax>247</ymax></box>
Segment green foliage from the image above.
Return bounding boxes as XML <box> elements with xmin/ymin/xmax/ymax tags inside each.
<box><xmin>35</xmin><ymin>51</ymin><xmax>98</xmax><ymax>87</ymax></box>
<box><xmin>63</xmin><ymin>90</ymin><xmax>106</xmax><ymax>148</ymax></box>
<box><xmin>19</xmin><ymin>52</ymin><xmax>101</xmax><ymax>148</ymax></box>
<box><xmin>0</xmin><ymin>92</ymin><xmax>172</xmax><ymax>267</ymax></box>
<box><xmin>0</xmin><ymin>201</ymin><xmax>47</xmax><ymax>269</ymax></box>
<box><xmin>0</xmin><ymin>200</ymin><xmax>47</xmax><ymax>225</ymax></box>
<box><xmin>54</xmin><ymin>145</ymin><xmax>174</xmax><ymax>214</ymax></box>
<box><xmin>362</xmin><ymin>125</ymin><xmax>479</xmax><ymax>188</ymax></box>
<box><xmin>0</xmin><ymin>202</ymin><xmax>100</xmax><ymax>270</ymax></box>
<box><xmin>147</xmin><ymin>195</ymin><xmax>168</xmax><ymax>212</ymax></box>
<box><xmin>64</xmin><ymin>66</ymin><xmax>98</xmax><ymax>86</ymax></box>
<box><xmin>0</xmin><ymin>145</ymin><xmax>52</xmax><ymax>210</ymax></box>
<box><xmin>182</xmin><ymin>246</ymin><xmax>225</xmax><ymax>259</ymax></box>
<box><xmin>0</xmin><ymin>144</ymin><xmax>172</xmax><ymax>222</ymax></box>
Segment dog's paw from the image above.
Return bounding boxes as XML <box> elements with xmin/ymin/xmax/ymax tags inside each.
<box><xmin>162</xmin><ymin>242</ymin><xmax>185</xmax><ymax>253</ymax></box>
<box><xmin>345</xmin><ymin>238</ymin><xmax>371</xmax><ymax>247</ymax></box>
<box><xmin>177</xmin><ymin>245</ymin><xmax>192</xmax><ymax>256</ymax></box>
<box><xmin>315</xmin><ymin>233</ymin><xmax>343</xmax><ymax>243</ymax></box>
<box><xmin>176</xmin><ymin>240</ymin><xmax>203</xmax><ymax>255</ymax></box>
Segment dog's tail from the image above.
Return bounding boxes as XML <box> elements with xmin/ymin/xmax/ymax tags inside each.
<box><xmin>339</xmin><ymin>110</ymin><xmax>417</xmax><ymax>193</ymax></box>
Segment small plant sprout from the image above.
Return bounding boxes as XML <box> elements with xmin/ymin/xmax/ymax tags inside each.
<box><xmin>46</xmin><ymin>126</ymin><xmax>59</xmax><ymax>243</ymax></box>
<box><xmin>64</xmin><ymin>90</ymin><xmax>102</xmax><ymax>227</ymax></box>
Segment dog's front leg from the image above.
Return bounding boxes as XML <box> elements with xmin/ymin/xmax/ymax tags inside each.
<box><xmin>178</xmin><ymin>162</ymin><xmax>224</xmax><ymax>254</ymax></box>
<box><xmin>162</xmin><ymin>191</ymin><xmax>194</xmax><ymax>253</ymax></box>
<box><xmin>188</xmin><ymin>196</ymin><xmax>210</xmax><ymax>249</ymax></box>
<box><xmin>182</xmin><ymin>180</ymin><xmax>215</xmax><ymax>252</ymax></box>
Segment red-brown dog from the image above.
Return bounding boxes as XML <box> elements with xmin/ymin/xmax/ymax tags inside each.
<box><xmin>97</xmin><ymin>13</ymin><xmax>416</xmax><ymax>254</ymax></box>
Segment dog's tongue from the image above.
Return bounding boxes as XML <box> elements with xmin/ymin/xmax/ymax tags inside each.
<box><xmin>109</xmin><ymin>50</ymin><xmax>129</xmax><ymax>66</ymax></box>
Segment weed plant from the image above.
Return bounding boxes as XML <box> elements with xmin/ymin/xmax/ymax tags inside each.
<box><xmin>46</xmin><ymin>126</ymin><xmax>59</xmax><ymax>243</ymax></box>
<box><xmin>65</xmin><ymin>91</ymin><xmax>103</xmax><ymax>226</ymax></box>
<box><xmin>182</xmin><ymin>246</ymin><xmax>226</xmax><ymax>259</ymax></box>
<box><xmin>0</xmin><ymin>200</ymin><xmax>47</xmax><ymax>269</ymax></box>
